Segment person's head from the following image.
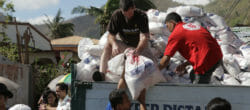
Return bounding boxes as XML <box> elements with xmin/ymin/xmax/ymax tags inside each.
<box><xmin>42</xmin><ymin>89</ymin><xmax>58</xmax><ymax>106</ymax></box>
<box><xmin>120</xmin><ymin>0</ymin><xmax>135</xmax><ymax>19</ymax></box>
<box><xmin>164</xmin><ymin>12</ymin><xmax>182</xmax><ymax>32</ymax></box>
<box><xmin>109</xmin><ymin>89</ymin><xmax>131</xmax><ymax>110</ymax></box>
<box><xmin>206</xmin><ymin>97</ymin><xmax>231</xmax><ymax>110</ymax></box>
<box><xmin>92</xmin><ymin>71</ymin><xmax>105</xmax><ymax>81</ymax></box>
<box><xmin>56</xmin><ymin>83</ymin><xmax>68</xmax><ymax>100</ymax></box>
<box><xmin>0</xmin><ymin>83</ymin><xmax>13</xmax><ymax>107</ymax></box>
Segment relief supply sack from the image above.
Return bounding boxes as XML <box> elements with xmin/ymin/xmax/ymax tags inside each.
<box><xmin>147</xmin><ymin>9</ymin><xmax>167</xmax><ymax>23</ymax></box>
<box><xmin>78</xmin><ymin>38</ymin><xmax>94</xmax><ymax>60</ymax></box>
<box><xmin>176</xmin><ymin>6</ymin><xmax>204</xmax><ymax>17</ymax></box>
<box><xmin>105</xmin><ymin>53</ymin><xmax>125</xmax><ymax>82</ymax></box>
<box><xmin>76</xmin><ymin>53</ymin><xmax>100</xmax><ymax>82</ymax></box>
<box><xmin>98</xmin><ymin>31</ymin><xmax>109</xmax><ymax>46</ymax></box>
<box><xmin>124</xmin><ymin>48</ymin><xmax>165</xmax><ymax>99</ymax></box>
<box><xmin>221</xmin><ymin>74</ymin><xmax>240</xmax><ymax>85</ymax></box>
<box><xmin>239</xmin><ymin>43</ymin><xmax>250</xmax><ymax>60</ymax></box>
<box><xmin>223</xmin><ymin>55</ymin><xmax>241</xmax><ymax>78</ymax></box>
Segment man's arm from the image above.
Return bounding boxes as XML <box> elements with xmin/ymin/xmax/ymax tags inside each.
<box><xmin>108</xmin><ymin>33</ymin><xmax>120</xmax><ymax>56</ymax></box>
<box><xmin>134</xmin><ymin>33</ymin><xmax>149</xmax><ymax>55</ymax></box>
<box><xmin>159</xmin><ymin>55</ymin><xmax>171</xmax><ymax>70</ymax></box>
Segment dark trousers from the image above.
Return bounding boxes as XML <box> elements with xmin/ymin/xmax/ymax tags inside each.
<box><xmin>190</xmin><ymin>60</ymin><xmax>222</xmax><ymax>84</ymax></box>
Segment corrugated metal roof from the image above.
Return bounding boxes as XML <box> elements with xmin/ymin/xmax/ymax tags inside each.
<box><xmin>0</xmin><ymin>22</ymin><xmax>52</xmax><ymax>51</ymax></box>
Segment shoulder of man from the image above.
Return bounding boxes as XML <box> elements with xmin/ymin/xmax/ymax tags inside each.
<box><xmin>111</xmin><ymin>9</ymin><xmax>123</xmax><ymax>17</ymax></box>
<box><xmin>134</xmin><ymin>9</ymin><xmax>147</xmax><ymax>16</ymax></box>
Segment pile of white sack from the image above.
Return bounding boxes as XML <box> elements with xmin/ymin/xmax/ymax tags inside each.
<box><xmin>76</xmin><ymin>6</ymin><xmax>250</xmax><ymax>87</ymax></box>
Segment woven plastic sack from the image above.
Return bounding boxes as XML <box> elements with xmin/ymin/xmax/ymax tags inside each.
<box><xmin>124</xmin><ymin>48</ymin><xmax>165</xmax><ymax>99</ymax></box>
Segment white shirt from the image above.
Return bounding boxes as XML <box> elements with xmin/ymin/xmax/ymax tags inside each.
<box><xmin>57</xmin><ymin>95</ymin><xmax>71</xmax><ymax>110</ymax></box>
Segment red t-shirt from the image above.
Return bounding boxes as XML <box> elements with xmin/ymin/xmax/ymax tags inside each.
<box><xmin>164</xmin><ymin>22</ymin><xmax>222</xmax><ymax>74</ymax></box>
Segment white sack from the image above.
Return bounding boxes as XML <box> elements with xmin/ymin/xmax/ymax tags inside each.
<box><xmin>98</xmin><ymin>31</ymin><xmax>109</xmax><ymax>46</ymax></box>
<box><xmin>218</xmin><ymin>30</ymin><xmax>237</xmax><ymax>45</ymax></box>
<box><xmin>223</xmin><ymin>55</ymin><xmax>241</xmax><ymax>78</ymax></box>
<box><xmin>76</xmin><ymin>53</ymin><xmax>100</xmax><ymax>82</ymax></box>
<box><xmin>176</xmin><ymin>6</ymin><xmax>204</xmax><ymax>17</ymax></box>
<box><xmin>239</xmin><ymin>72</ymin><xmax>250</xmax><ymax>86</ymax></box>
<box><xmin>233</xmin><ymin>54</ymin><xmax>250</xmax><ymax>71</ymax></box>
<box><xmin>207</xmin><ymin>13</ymin><xmax>227</xmax><ymax>30</ymax></box>
<box><xmin>220</xmin><ymin>44</ymin><xmax>237</xmax><ymax>55</ymax></box>
<box><xmin>172</xmin><ymin>51</ymin><xmax>185</xmax><ymax>61</ymax></box>
<box><xmin>239</xmin><ymin>43</ymin><xmax>250</xmax><ymax>60</ymax></box>
<box><xmin>78</xmin><ymin>38</ymin><xmax>94</xmax><ymax>59</ymax></box>
<box><xmin>147</xmin><ymin>9</ymin><xmax>167</xmax><ymax>23</ymax></box>
<box><xmin>105</xmin><ymin>53</ymin><xmax>125</xmax><ymax>82</ymax></box>
<box><xmin>166</xmin><ymin>7</ymin><xmax>178</xmax><ymax>14</ymax></box>
<box><xmin>124</xmin><ymin>48</ymin><xmax>165</xmax><ymax>99</ymax></box>
<box><xmin>149</xmin><ymin>22</ymin><xmax>167</xmax><ymax>34</ymax></box>
<box><xmin>150</xmin><ymin>34</ymin><xmax>168</xmax><ymax>58</ymax></box>
<box><xmin>238</xmin><ymin>72</ymin><xmax>250</xmax><ymax>82</ymax></box>
<box><xmin>241</xmin><ymin>79</ymin><xmax>250</xmax><ymax>86</ymax></box>
<box><xmin>221</xmin><ymin>74</ymin><xmax>240</xmax><ymax>85</ymax></box>
<box><xmin>9</xmin><ymin>104</ymin><xmax>31</xmax><ymax>110</ymax></box>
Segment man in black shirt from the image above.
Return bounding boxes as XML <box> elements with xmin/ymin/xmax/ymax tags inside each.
<box><xmin>100</xmin><ymin>0</ymin><xmax>155</xmax><ymax>76</ymax></box>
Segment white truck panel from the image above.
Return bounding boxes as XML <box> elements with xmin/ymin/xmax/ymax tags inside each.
<box><xmin>82</xmin><ymin>82</ymin><xmax>250</xmax><ymax>110</ymax></box>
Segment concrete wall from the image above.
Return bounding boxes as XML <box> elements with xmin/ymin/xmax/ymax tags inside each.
<box><xmin>0</xmin><ymin>63</ymin><xmax>32</xmax><ymax>108</ymax></box>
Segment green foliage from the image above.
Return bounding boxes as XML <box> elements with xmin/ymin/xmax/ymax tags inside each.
<box><xmin>32</xmin><ymin>63</ymin><xmax>61</xmax><ymax>108</ymax></box>
<box><xmin>204</xmin><ymin>0</ymin><xmax>250</xmax><ymax>26</ymax></box>
<box><xmin>44</xmin><ymin>9</ymin><xmax>74</xmax><ymax>39</ymax></box>
<box><xmin>0</xmin><ymin>0</ymin><xmax>15</xmax><ymax>22</ymax></box>
<box><xmin>0</xmin><ymin>28</ymin><xmax>19</xmax><ymax>62</ymax></box>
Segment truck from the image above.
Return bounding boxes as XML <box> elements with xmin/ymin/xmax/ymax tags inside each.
<box><xmin>70</xmin><ymin>64</ymin><xmax>250</xmax><ymax>110</ymax></box>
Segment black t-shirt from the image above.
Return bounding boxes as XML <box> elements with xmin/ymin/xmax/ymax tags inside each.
<box><xmin>107</xmin><ymin>9</ymin><xmax>149</xmax><ymax>47</ymax></box>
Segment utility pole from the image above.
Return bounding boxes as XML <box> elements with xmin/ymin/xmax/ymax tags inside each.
<box><xmin>15</xmin><ymin>18</ymin><xmax>23</xmax><ymax>63</ymax></box>
<box><xmin>23</xmin><ymin>27</ymin><xmax>31</xmax><ymax>64</ymax></box>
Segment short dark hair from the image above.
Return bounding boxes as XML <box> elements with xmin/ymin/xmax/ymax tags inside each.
<box><xmin>206</xmin><ymin>97</ymin><xmax>231</xmax><ymax>110</ymax></box>
<box><xmin>164</xmin><ymin>12</ymin><xmax>182</xmax><ymax>23</ymax></box>
<box><xmin>109</xmin><ymin>89</ymin><xmax>126</xmax><ymax>109</ymax></box>
<box><xmin>56</xmin><ymin>83</ymin><xmax>68</xmax><ymax>94</ymax></box>
<box><xmin>119</xmin><ymin>0</ymin><xmax>135</xmax><ymax>11</ymax></box>
<box><xmin>92</xmin><ymin>71</ymin><xmax>104</xmax><ymax>81</ymax></box>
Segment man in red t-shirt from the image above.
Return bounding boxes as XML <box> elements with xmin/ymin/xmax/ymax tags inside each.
<box><xmin>158</xmin><ymin>12</ymin><xmax>223</xmax><ymax>84</ymax></box>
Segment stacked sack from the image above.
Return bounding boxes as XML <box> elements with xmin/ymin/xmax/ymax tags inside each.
<box><xmin>76</xmin><ymin>37</ymin><xmax>103</xmax><ymax>82</ymax></box>
<box><xmin>76</xmin><ymin>6</ymin><xmax>250</xmax><ymax>86</ymax></box>
<box><xmin>146</xmin><ymin>6</ymin><xmax>250</xmax><ymax>85</ymax></box>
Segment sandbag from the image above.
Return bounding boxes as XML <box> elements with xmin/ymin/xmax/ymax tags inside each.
<box><xmin>124</xmin><ymin>48</ymin><xmax>165</xmax><ymax>99</ymax></box>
